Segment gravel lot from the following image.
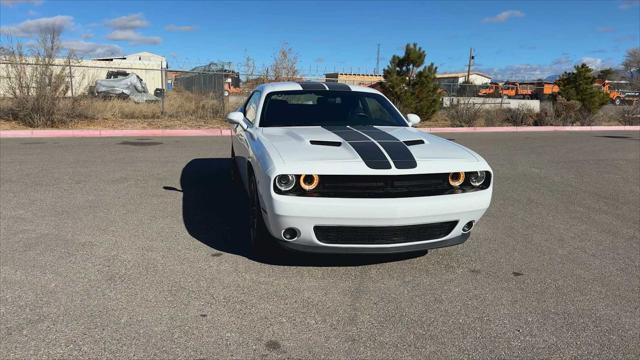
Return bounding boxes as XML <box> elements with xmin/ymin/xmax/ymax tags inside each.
<box><xmin>1</xmin><ymin>131</ymin><xmax>639</xmax><ymax>359</ymax></box>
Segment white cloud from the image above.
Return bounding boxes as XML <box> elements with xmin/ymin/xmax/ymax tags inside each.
<box><xmin>0</xmin><ymin>15</ymin><xmax>73</xmax><ymax>37</ymax></box>
<box><xmin>478</xmin><ymin>55</ymin><xmax>614</xmax><ymax>80</ymax></box>
<box><xmin>106</xmin><ymin>29</ymin><xmax>161</xmax><ymax>45</ymax></box>
<box><xmin>80</xmin><ymin>33</ymin><xmax>94</xmax><ymax>39</ymax></box>
<box><xmin>63</xmin><ymin>40</ymin><xmax>122</xmax><ymax>58</ymax></box>
<box><xmin>105</xmin><ymin>13</ymin><xmax>148</xmax><ymax>30</ymax></box>
<box><xmin>482</xmin><ymin>10</ymin><xmax>524</xmax><ymax>23</ymax></box>
<box><xmin>164</xmin><ymin>24</ymin><xmax>194</xmax><ymax>32</ymax></box>
<box><xmin>0</xmin><ymin>0</ymin><xmax>42</xmax><ymax>7</ymax></box>
<box><xmin>578</xmin><ymin>57</ymin><xmax>606</xmax><ymax>70</ymax></box>
<box><xmin>619</xmin><ymin>0</ymin><xmax>640</xmax><ymax>9</ymax></box>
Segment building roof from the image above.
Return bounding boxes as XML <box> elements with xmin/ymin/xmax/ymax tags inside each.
<box><xmin>436</xmin><ymin>72</ymin><xmax>491</xmax><ymax>79</ymax></box>
<box><xmin>325</xmin><ymin>73</ymin><xmax>384</xmax><ymax>77</ymax></box>
<box><xmin>92</xmin><ymin>51</ymin><xmax>165</xmax><ymax>61</ymax></box>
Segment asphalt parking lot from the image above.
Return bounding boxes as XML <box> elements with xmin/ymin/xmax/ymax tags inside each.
<box><xmin>1</xmin><ymin>131</ymin><xmax>639</xmax><ymax>359</ymax></box>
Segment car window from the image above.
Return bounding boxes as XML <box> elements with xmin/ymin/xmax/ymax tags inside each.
<box><xmin>260</xmin><ymin>90</ymin><xmax>407</xmax><ymax>127</ymax></box>
<box><xmin>244</xmin><ymin>91</ymin><xmax>261</xmax><ymax>123</ymax></box>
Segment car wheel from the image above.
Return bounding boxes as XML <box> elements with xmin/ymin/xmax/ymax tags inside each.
<box><xmin>248</xmin><ymin>173</ymin><xmax>274</xmax><ymax>254</ymax></box>
<box><xmin>614</xmin><ymin>97</ymin><xmax>622</xmax><ymax>106</ymax></box>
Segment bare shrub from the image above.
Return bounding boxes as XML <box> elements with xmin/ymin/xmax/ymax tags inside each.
<box><xmin>445</xmin><ymin>99</ymin><xmax>483</xmax><ymax>127</ymax></box>
<box><xmin>482</xmin><ymin>108</ymin><xmax>506</xmax><ymax>127</ymax></box>
<box><xmin>2</xmin><ymin>29</ymin><xmax>74</xmax><ymax>127</ymax></box>
<box><xmin>502</xmin><ymin>105</ymin><xmax>534</xmax><ymax>126</ymax></box>
<box><xmin>554</xmin><ymin>96</ymin><xmax>582</xmax><ymax>125</ymax></box>
<box><xmin>617</xmin><ymin>104</ymin><xmax>640</xmax><ymax>125</ymax></box>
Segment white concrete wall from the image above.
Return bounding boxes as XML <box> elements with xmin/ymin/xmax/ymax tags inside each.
<box><xmin>442</xmin><ymin>97</ymin><xmax>540</xmax><ymax>112</ymax></box>
<box><xmin>0</xmin><ymin>57</ymin><xmax>164</xmax><ymax>97</ymax></box>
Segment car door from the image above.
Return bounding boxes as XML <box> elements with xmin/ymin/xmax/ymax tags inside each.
<box><xmin>233</xmin><ymin>90</ymin><xmax>261</xmax><ymax>184</ymax></box>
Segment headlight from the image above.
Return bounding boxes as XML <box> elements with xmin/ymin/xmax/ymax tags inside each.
<box><xmin>468</xmin><ymin>171</ymin><xmax>486</xmax><ymax>187</ymax></box>
<box><xmin>448</xmin><ymin>172</ymin><xmax>465</xmax><ymax>187</ymax></box>
<box><xmin>275</xmin><ymin>174</ymin><xmax>296</xmax><ymax>191</ymax></box>
<box><xmin>299</xmin><ymin>174</ymin><xmax>320</xmax><ymax>191</ymax></box>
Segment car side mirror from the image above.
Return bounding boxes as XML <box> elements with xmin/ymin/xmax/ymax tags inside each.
<box><xmin>226</xmin><ymin>111</ymin><xmax>247</xmax><ymax>130</ymax></box>
<box><xmin>406</xmin><ymin>114</ymin><xmax>421</xmax><ymax>127</ymax></box>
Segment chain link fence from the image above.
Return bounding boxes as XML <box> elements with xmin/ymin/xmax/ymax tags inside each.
<box><xmin>2</xmin><ymin>58</ymin><xmax>636</xmax><ymax>128</ymax></box>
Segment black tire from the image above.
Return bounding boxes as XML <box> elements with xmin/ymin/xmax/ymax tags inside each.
<box><xmin>248</xmin><ymin>172</ymin><xmax>275</xmax><ymax>254</ymax></box>
<box><xmin>614</xmin><ymin>97</ymin><xmax>622</xmax><ymax>106</ymax></box>
<box><xmin>230</xmin><ymin>146</ymin><xmax>239</xmax><ymax>184</ymax></box>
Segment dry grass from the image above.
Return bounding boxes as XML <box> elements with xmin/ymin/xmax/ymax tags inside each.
<box><xmin>0</xmin><ymin>90</ymin><xmax>230</xmax><ymax>129</ymax></box>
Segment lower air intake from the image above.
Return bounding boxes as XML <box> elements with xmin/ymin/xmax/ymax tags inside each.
<box><xmin>314</xmin><ymin>221</ymin><xmax>458</xmax><ymax>245</ymax></box>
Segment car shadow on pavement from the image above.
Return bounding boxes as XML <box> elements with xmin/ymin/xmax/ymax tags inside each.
<box><xmin>175</xmin><ymin>158</ymin><xmax>427</xmax><ymax>267</ymax></box>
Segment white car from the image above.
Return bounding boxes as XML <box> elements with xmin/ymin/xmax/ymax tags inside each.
<box><xmin>227</xmin><ymin>82</ymin><xmax>493</xmax><ymax>254</ymax></box>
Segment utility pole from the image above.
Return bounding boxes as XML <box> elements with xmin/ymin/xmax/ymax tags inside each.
<box><xmin>466</xmin><ymin>47</ymin><xmax>474</xmax><ymax>83</ymax></box>
<box><xmin>375</xmin><ymin>43</ymin><xmax>380</xmax><ymax>74</ymax></box>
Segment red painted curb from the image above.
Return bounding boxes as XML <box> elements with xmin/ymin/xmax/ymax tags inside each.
<box><xmin>0</xmin><ymin>126</ymin><xmax>638</xmax><ymax>138</ymax></box>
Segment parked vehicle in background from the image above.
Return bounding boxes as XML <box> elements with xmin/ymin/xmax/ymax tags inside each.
<box><xmin>595</xmin><ymin>80</ymin><xmax>640</xmax><ymax>105</ymax></box>
<box><xmin>523</xmin><ymin>81</ymin><xmax>560</xmax><ymax>100</ymax></box>
<box><xmin>478</xmin><ymin>82</ymin><xmax>502</xmax><ymax>97</ymax></box>
<box><xmin>500</xmin><ymin>82</ymin><xmax>535</xmax><ymax>99</ymax></box>
<box><xmin>478</xmin><ymin>81</ymin><xmax>557</xmax><ymax>100</ymax></box>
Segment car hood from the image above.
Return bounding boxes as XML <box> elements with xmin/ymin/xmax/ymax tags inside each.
<box><xmin>259</xmin><ymin>126</ymin><xmax>482</xmax><ymax>173</ymax></box>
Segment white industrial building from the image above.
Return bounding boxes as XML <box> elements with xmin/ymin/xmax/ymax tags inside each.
<box><xmin>436</xmin><ymin>72</ymin><xmax>492</xmax><ymax>86</ymax></box>
<box><xmin>0</xmin><ymin>51</ymin><xmax>167</xmax><ymax>97</ymax></box>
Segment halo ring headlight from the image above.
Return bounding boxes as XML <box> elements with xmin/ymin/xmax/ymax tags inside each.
<box><xmin>448</xmin><ymin>172</ymin><xmax>465</xmax><ymax>187</ymax></box>
<box><xmin>275</xmin><ymin>174</ymin><xmax>296</xmax><ymax>191</ymax></box>
<box><xmin>300</xmin><ymin>174</ymin><xmax>320</xmax><ymax>191</ymax></box>
<box><xmin>469</xmin><ymin>171</ymin><xmax>486</xmax><ymax>187</ymax></box>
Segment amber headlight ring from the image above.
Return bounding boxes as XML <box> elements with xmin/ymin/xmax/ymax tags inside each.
<box><xmin>299</xmin><ymin>174</ymin><xmax>320</xmax><ymax>191</ymax></box>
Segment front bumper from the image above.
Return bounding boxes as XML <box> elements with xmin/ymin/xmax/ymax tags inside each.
<box><xmin>277</xmin><ymin>232</ymin><xmax>470</xmax><ymax>254</ymax></box>
<box><xmin>260</xmin><ymin>187</ymin><xmax>492</xmax><ymax>254</ymax></box>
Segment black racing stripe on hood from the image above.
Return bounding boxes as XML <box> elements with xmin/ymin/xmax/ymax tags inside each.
<box><xmin>298</xmin><ymin>82</ymin><xmax>327</xmax><ymax>90</ymax></box>
<box><xmin>324</xmin><ymin>82</ymin><xmax>351</xmax><ymax>91</ymax></box>
<box><xmin>322</xmin><ymin>126</ymin><xmax>391</xmax><ymax>169</ymax></box>
<box><xmin>351</xmin><ymin>126</ymin><xmax>417</xmax><ymax>169</ymax></box>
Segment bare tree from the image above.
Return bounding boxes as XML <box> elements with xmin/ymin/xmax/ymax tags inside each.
<box><xmin>622</xmin><ymin>47</ymin><xmax>640</xmax><ymax>89</ymax></box>
<box><xmin>242</xmin><ymin>54</ymin><xmax>256</xmax><ymax>81</ymax></box>
<box><xmin>3</xmin><ymin>27</ymin><xmax>74</xmax><ymax>127</ymax></box>
<box><xmin>622</xmin><ymin>47</ymin><xmax>640</xmax><ymax>72</ymax></box>
<box><xmin>270</xmin><ymin>43</ymin><xmax>299</xmax><ymax>81</ymax></box>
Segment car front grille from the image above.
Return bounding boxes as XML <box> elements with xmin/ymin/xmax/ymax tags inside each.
<box><xmin>274</xmin><ymin>173</ymin><xmax>491</xmax><ymax>198</ymax></box>
<box><xmin>314</xmin><ymin>221</ymin><xmax>458</xmax><ymax>245</ymax></box>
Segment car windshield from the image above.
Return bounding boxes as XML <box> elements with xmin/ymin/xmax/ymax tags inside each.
<box><xmin>259</xmin><ymin>90</ymin><xmax>408</xmax><ymax>127</ymax></box>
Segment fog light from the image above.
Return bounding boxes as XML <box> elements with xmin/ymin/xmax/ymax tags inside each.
<box><xmin>448</xmin><ymin>172</ymin><xmax>465</xmax><ymax>187</ymax></box>
<box><xmin>300</xmin><ymin>174</ymin><xmax>319</xmax><ymax>191</ymax></box>
<box><xmin>282</xmin><ymin>228</ymin><xmax>299</xmax><ymax>241</ymax></box>
<box><xmin>469</xmin><ymin>171</ymin><xmax>486</xmax><ymax>187</ymax></box>
<box><xmin>275</xmin><ymin>174</ymin><xmax>296</xmax><ymax>191</ymax></box>
<box><xmin>462</xmin><ymin>221</ymin><xmax>475</xmax><ymax>233</ymax></box>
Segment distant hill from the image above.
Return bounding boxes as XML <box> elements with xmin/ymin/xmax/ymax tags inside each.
<box><xmin>545</xmin><ymin>74</ymin><xmax>561</xmax><ymax>82</ymax></box>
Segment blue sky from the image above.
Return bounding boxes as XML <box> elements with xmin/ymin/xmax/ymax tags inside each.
<box><xmin>1</xmin><ymin>0</ymin><xmax>639</xmax><ymax>79</ymax></box>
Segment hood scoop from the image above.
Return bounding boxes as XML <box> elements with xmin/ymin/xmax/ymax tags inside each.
<box><xmin>310</xmin><ymin>140</ymin><xmax>342</xmax><ymax>147</ymax></box>
<box><xmin>403</xmin><ymin>139</ymin><xmax>425</xmax><ymax>146</ymax></box>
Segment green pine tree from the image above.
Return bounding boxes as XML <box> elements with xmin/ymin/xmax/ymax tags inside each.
<box><xmin>380</xmin><ymin>43</ymin><xmax>441</xmax><ymax>121</ymax></box>
<box><xmin>557</xmin><ymin>64</ymin><xmax>610</xmax><ymax>114</ymax></box>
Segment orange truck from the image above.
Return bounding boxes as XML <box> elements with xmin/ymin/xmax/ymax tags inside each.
<box><xmin>523</xmin><ymin>81</ymin><xmax>560</xmax><ymax>100</ymax></box>
<box><xmin>478</xmin><ymin>82</ymin><xmax>502</xmax><ymax>97</ymax></box>
<box><xmin>595</xmin><ymin>80</ymin><xmax>639</xmax><ymax>105</ymax></box>
<box><xmin>479</xmin><ymin>81</ymin><xmax>559</xmax><ymax>100</ymax></box>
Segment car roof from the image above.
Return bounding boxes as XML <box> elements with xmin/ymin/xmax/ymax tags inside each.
<box><xmin>254</xmin><ymin>81</ymin><xmax>382</xmax><ymax>95</ymax></box>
